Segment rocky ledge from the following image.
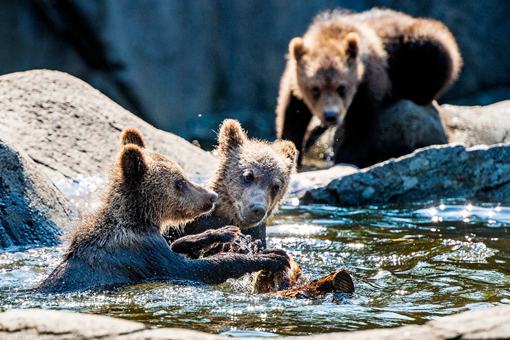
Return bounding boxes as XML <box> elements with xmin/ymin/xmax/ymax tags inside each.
<box><xmin>302</xmin><ymin>143</ymin><xmax>510</xmax><ymax>206</ymax></box>
<box><xmin>0</xmin><ymin>306</ymin><xmax>508</xmax><ymax>339</ymax></box>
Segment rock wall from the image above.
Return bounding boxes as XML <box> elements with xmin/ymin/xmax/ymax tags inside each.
<box><xmin>1</xmin><ymin>1</ymin><xmax>509</xmax><ymax>144</ymax></box>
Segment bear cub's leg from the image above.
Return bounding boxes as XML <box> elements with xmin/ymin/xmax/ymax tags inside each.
<box><xmin>171</xmin><ymin>226</ymin><xmax>241</xmax><ymax>258</ymax></box>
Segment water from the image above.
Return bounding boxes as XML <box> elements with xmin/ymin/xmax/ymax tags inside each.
<box><xmin>0</xmin><ymin>201</ymin><xmax>509</xmax><ymax>336</ymax></box>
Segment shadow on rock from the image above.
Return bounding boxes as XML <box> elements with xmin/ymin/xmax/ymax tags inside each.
<box><xmin>0</xmin><ymin>138</ymin><xmax>72</xmax><ymax>249</ymax></box>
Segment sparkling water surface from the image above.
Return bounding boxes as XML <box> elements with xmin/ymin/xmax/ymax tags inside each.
<box><xmin>0</xmin><ymin>198</ymin><xmax>509</xmax><ymax>336</ymax></box>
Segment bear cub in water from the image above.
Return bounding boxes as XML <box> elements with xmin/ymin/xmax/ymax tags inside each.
<box><xmin>166</xmin><ymin>119</ymin><xmax>300</xmax><ymax>292</ymax></box>
<box><xmin>166</xmin><ymin>120</ymin><xmax>354</xmax><ymax>296</ymax></box>
<box><xmin>38</xmin><ymin>128</ymin><xmax>290</xmax><ymax>293</ymax></box>
<box><xmin>164</xmin><ymin>119</ymin><xmax>297</xmax><ymax>246</ymax></box>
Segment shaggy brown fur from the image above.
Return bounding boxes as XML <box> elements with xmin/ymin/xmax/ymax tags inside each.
<box><xmin>38</xmin><ymin>128</ymin><xmax>290</xmax><ymax>293</ymax></box>
<box><xmin>164</xmin><ymin>119</ymin><xmax>297</xmax><ymax>246</ymax></box>
<box><xmin>164</xmin><ymin>119</ymin><xmax>298</xmax><ymax>293</ymax></box>
<box><xmin>276</xmin><ymin>8</ymin><xmax>462</xmax><ymax>167</ymax></box>
<box><xmin>211</xmin><ymin>119</ymin><xmax>297</xmax><ymax>231</ymax></box>
<box><xmin>120</xmin><ymin>127</ymin><xmax>146</xmax><ymax>148</ymax></box>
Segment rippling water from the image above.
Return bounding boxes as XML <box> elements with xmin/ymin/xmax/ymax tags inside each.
<box><xmin>0</xmin><ymin>201</ymin><xmax>509</xmax><ymax>336</ymax></box>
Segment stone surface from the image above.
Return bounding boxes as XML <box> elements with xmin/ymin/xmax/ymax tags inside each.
<box><xmin>442</xmin><ymin>100</ymin><xmax>510</xmax><ymax>146</ymax></box>
<box><xmin>373</xmin><ymin>101</ymin><xmax>448</xmax><ymax>160</ymax></box>
<box><xmin>0</xmin><ymin>138</ymin><xmax>71</xmax><ymax>249</ymax></box>
<box><xmin>290</xmin><ymin>165</ymin><xmax>358</xmax><ymax>197</ymax></box>
<box><xmin>302</xmin><ymin>100</ymin><xmax>449</xmax><ymax>168</ymax></box>
<box><xmin>0</xmin><ymin>306</ymin><xmax>509</xmax><ymax>339</ymax></box>
<box><xmin>0</xmin><ymin>309</ymin><xmax>145</xmax><ymax>339</ymax></box>
<box><xmin>1</xmin><ymin>1</ymin><xmax>509</xmax><ymax>144</ymax></box>
<box><xmin>302</xmin><ymin>143</ymin><xmax>510</xmax><ymax>206</ymax></box>
<box><xmin>0</xmin><ymin>69</ymin><xmax>217</xmax><ymax>185</ymax></box>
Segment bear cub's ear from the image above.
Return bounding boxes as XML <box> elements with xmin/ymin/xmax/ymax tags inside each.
<box><xmin>344</xmin><ymin>32</ymin><xmax>360</xmax><ymax>60</ymax></box>
<box><xmin>120</xmin><ymin>127</ymin><xmax>145</xmax><ymax>148</ymax></box>
<box><xmin>119</xmin><ymin>144</ymin><xmax>147</xmax><ymax>181</ymax></box>
<box><xmin>218</xmin><ymin>119</ymin><xmax>247</xmax><ymax>154</ymax></box>
<box><xmin>274</xmin><ymin>140</ymin><xmax>298</xmax><ymax>166</ymax></box>
<box><xmin>289</xmin><ymin>37</ymin><xmax>307</xmax><ymax>61</ymax></box>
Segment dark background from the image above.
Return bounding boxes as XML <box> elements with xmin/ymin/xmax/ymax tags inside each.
<box><xmin>2</xmin><ymin>0</ymin><xmax>510</xmax><ymax>147</ymax></box>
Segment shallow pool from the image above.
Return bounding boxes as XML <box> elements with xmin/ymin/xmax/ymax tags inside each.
<box><xmin>0</xmin><ymin>201</ymin><xmax>509</xmax><ymax>336</ymax></box>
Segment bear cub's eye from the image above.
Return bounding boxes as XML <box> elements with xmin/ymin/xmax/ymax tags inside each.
<box><xmin>242</xmin><ymin>172</ymin><xmax>254</xmax><ymax>184</ymax></box>
<box><xmin>175</xmin><ymin>179</ymin><xmax>186</xmax><ymax>192</ymax></box>
<box><xmin>311</xmin><ymin>86</ymin><xmax>321</xmax><ymax>100</ymax></box>
<box><xmin>337</xmin><ymin>85</ymin><xmax>346</xmax><ymax>98</ymax></box>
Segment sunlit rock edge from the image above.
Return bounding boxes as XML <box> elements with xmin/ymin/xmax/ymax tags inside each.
<box><xmin>0</xmin><ymin>306</ymin><xmax>508</xmax><ymax>339</ymax></box>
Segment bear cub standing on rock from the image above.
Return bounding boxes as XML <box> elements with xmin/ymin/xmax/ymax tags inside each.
<box><xmin>38</xmin><ymin>128</ymin><xmax>290</xmax><ymax>293</ymax></box>
<box><xmin>276</xmin><ymin>8</ymin><xmax>462</xmax><ymax>167</ymax></box>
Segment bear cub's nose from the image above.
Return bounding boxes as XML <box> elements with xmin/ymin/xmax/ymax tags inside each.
<box><xmin>324</xmin><ymin>111</ymin><xmax>338</xmax><ymax>125</ymax></box>
<box><xmin>208</xmin><ymin>192</ymin><xmax>218</xmax><ymax>204</ymax></box>
<box><xmin>249</xmin><ymin>203</ymin><xmax>266</xmax><ymax>221</ymax></box>
<box><xmin>200</xmin><ymin>192</ymin><xmax>218</xmax><ymax>212</ymax></box>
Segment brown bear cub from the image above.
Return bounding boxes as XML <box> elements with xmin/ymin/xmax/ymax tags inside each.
<box><xmin>276</xmin><ymin>8</ymin><xmax>462</xmax><ymax>167</ymax></box>
<box><xmin>165</xmin><ymin>120</ymin><xmax>354</xmax><ymax>297</ymax></box>
<box><xmin>164</xmin><ymin>119</ymin><xmax>297</xmax><ymax>247</ymax></box>
<box><xmin>38</xmin><ymin>128</ymin><xmax>290</xmax><ymax>293</ymax></box>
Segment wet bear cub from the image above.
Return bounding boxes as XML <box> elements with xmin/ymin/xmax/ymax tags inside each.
<box><xmin>38</xmin><ymin>128</ymin><xmax>290</xmax><ymax>293</ymax></box>
<box><xmin>164</xmin><ymin>119</ymin><xmax>299</xmax><ymax>289</ymax></box>
<box><xmin>276</xmin><ymin>8</ymin><xmax>462</xmax><ymax>167</ymax></box>
<box><xmin>164</xmin><ymin>119</ymin><xmax>297</xmax><ymax>247</ymax></box>
<box><xmin>165</xmin><ymin>120</ymin><xmax>355</xmax><ymax>296</ymax></box>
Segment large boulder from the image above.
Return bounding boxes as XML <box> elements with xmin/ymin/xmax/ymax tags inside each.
<box><xmin>0</xmin><ymin>306</ymin><xmax>509</xmax><ymax>339</ymax></box>
<box><xmin>0</xmin><ymin>138</ymin><xmax>71</xmax><ymax>249</ymax></box>
<box><xmin>0</xmin><ymin>70</ymin><xmax>217</xmax><ymax>185</ymax></box>
<box><xmin>302</xmin><ymin>143</ymin><xmax>510</xmax><ymax>206</ymax></box>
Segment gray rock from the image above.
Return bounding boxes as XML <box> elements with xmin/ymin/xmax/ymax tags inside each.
<box><xmin>302</xmin><ymin>100</ymin><xmax>449</xmax><ymax>168</ymax></box>
<box><xmin>0</xmin><ymin>69</ymin><xmax>217</xmax><ymax>185</ymax></box>
<box><xmin>0</xmin><ymin>138</ymin><xmax>71</xmax><ymax>249</ymax></box>
<box><xmin>0</xmin><ymin>309</ymin><xmax>146</xmax><ymax>339</ymax></box>
<box><xmin>442</xmin><ymin>100</ymin><xmax>510</xmax><ymax>146</ymax></box>
<box><xmin>290</xmin><ymin>165</ymin><xmax>358</xmax><ymax>197</ymax></box>
<box><xmin>302</xmin><ymin>143</ymin><xmax>510</xmax><ymax>206</ymax></box>
<box><xmin>1</xmin><ymin>306</ymin><xmax>509</xmax><ymax>339</ymax></box>
<box><xmin>372</xmin><ymin>100</ymin><xmax>448</xmax><ymax>159</ymax></box>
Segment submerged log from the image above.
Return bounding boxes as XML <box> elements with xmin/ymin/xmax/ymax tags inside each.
<box><xmin>274</xmin><ymin>269</ymin><xmax>355</xmax><ymax>299</ymax></box>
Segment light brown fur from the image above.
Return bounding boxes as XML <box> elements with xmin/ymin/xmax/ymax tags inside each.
<box><xmin>66</xmin><ymin>129</ymin><xmax>218</xmax><ymax>261</ymax></box>
<box><xmin>38</xmin><ymin>128</ymin><xmax>294</xmax><ymax>293</ymax></box>
<box><xmin>276</xmin><ymin>8</ymin><xmax>462</xmax><ymax>167</ymax></box>
<box><xmin>211</xmin><ymin>119</ymin><xmax>297</xmax><ymax>229</ymax></box>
